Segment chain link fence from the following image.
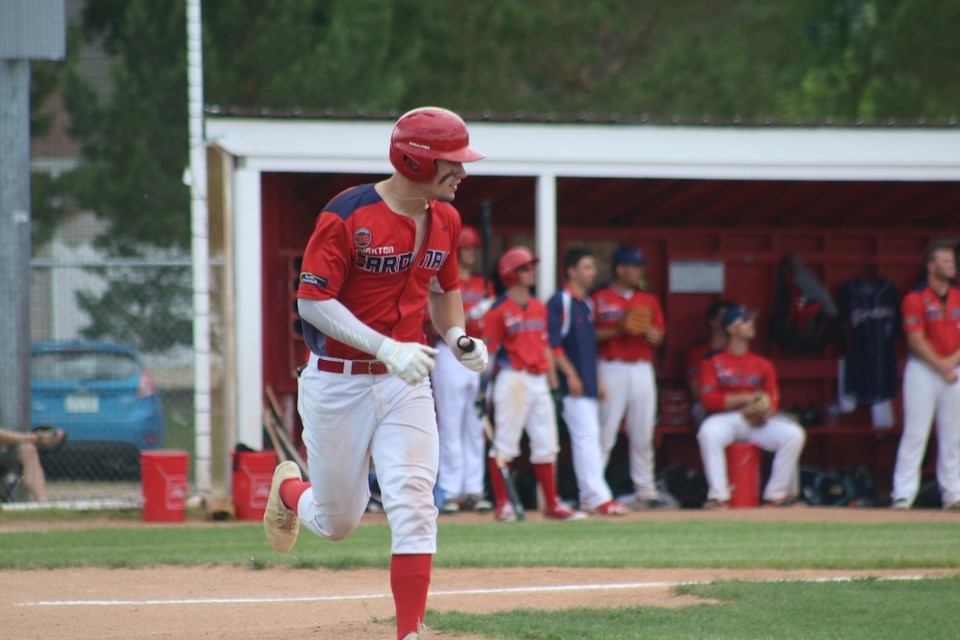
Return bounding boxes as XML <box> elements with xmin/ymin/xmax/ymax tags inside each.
<box><xmin>2</xmin><ymin>254</ymin><xmax>205</xmax><ymax>507</ymax></box>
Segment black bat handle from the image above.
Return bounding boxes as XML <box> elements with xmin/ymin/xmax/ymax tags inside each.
<box><xmin>457</xmin><ymin>335</ymin><xmax>474</xmax><ymax>352</ymax></box>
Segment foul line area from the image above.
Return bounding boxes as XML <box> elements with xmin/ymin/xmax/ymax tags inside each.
<box><xmin>17</xmin><ymin>574</ymin><xmax>942</xmax><ymax>608</ymax></box>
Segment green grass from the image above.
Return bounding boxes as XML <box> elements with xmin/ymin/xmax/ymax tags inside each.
<box><xmin>2</xmin><ymin>515</ymin><xmax>958</xmax><ymax>638</ymax></box>
<box><xmin>1</xmin><ymin>517</ymin><xmax>958</xmax><ymax>571</ymax></box>
<box><xmin>429</xmin><ymin>576</ymin><xmax>960</xmax><ymax>639</ymax></box>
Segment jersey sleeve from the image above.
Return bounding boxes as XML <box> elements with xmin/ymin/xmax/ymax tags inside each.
<box><xmin>482</xmin><ymin>304</ymin><xmax>504</xmax><ymax>355</ymax></box>
<box><xmin>699</xmin><ymin>356</ymin><xmax>726</xmax><ymax>412</ymax></box>
<box><xmin>298</xmin><ymin>211</ymin><xmax>351</xmax><ymax>300</ymax></box>
<box><xmin>651</xmin><ymin>296</ymin><xmax>666</xmax><ymax>330</ymax></box>
<box><xmin>546</xmin><ymin>293</ymin><xmax>565</xmax><ymax>355</ymax></box>
<box><xmin>434</xmin><ymin>209</ymin><xmax>462</xmax><ymax>292</ymax></box>
<box><xmin>762</xmin><ymin>358</ymin><xmax>780</xmax><ymax>413</ymax></box>
<box><xmin>901</xmin><ymin>292</ymin><xmax>925</xmax><ymax>335</ymax></box>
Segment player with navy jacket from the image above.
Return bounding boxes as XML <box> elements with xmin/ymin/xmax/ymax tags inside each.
<box><xmin>547</xmin><ymin>248</ymin><xmax>628</xmax><ymax>516</ymax></box>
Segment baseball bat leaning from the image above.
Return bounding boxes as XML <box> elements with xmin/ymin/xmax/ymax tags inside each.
<box><xmin>457</xmin><ymin>335</ymin><xmax>525</xmax><ymax>521</ymax></box>
<box><xmin>264</xmin><ymin>386</ymin><xmax>310</xmax><ymax>479</ymax></box>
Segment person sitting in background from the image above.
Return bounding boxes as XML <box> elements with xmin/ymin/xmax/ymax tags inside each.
<box><xmin>0</xmin><ymin>426</ymin><xmax>66</xmax><ymax>502</ymax></box>
<box><xmin>686</xmin><ymin>299</ymin><xmax>735</xmax><ymax>426</ymax></box>
<box><xmin>696</xmin><ymin>305</ymin><xmax>806</xmax><ymax>509</ymax></box>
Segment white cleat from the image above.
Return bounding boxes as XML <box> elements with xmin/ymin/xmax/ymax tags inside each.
<box><xmin>263</xmin><ymin>461</ymin><xmax>302</xmax><ymax>552</ymax></box>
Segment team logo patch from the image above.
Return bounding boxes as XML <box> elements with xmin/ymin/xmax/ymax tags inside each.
<box><xmin>300</xmin><ymin>272</ymin><xmax>328</xmax><ymax>289</ymax></box>
<box><xmin>354</xmin><ymin>228</ymin><xmax>373</xmax><ymax>248</ymax></box>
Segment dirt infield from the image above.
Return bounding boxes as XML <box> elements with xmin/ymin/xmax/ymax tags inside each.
<box><xmin>2</xmin><ymin>507</ymin><xmax>957</xmax><ymax>639</ymax></box>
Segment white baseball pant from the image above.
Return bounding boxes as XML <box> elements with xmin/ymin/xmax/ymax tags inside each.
<box><xmin>598</xmin><ymin>360</ymin><xmax>659</xmax><ymax>499</ymax></box>
<box><xmin>491</xmin><ymin>368</ymin><xmax>559</xmax><ymax>464</ymax></box>
<box><xmin>562</xmin><ymin>395</ymin><xmax>614</xmax><ymax>510</ymax></box>
<box><xmin>892</xmin><ymin>359</ymin><xmax>960</xmax><ymax>506</ymax></box>
<box><xmin>432</xmin><ymin>343</ymin><xmax>485</xmax><ymax>500</ymax></box>
<box><xmin>697</xmin><ymin>411</ymin><xmax>806</xmax><ymax>502</ymax></box>
<box><xmin>297</xmin><ymin>353</ymin><xmax>439</xmax><ymax>554</ymax></box>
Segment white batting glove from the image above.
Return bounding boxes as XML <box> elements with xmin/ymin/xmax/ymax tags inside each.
<box><xmin>376</xmin><ymin>338</ymin><xmax>438</xmax><ymax>385</ymax></box>
<box><xmin>445</xmin><ymin>328</ymin><xmax>489</xmax><ymax>373</ymax></box>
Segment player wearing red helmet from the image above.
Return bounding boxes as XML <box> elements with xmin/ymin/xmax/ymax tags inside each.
<box><xmin>482</xmin><ymin>247</ymin><xmax>586</xmax><ymax>522</ymax></box>
<box><xmin>264</xmin><ymin>107</ymin><xmax>486</xmax><ymax>640</ymax></box>
<box><xmin>432</xmin><ymin>225</ymin><xmax>495</xmax><ymax>515</ymax></box>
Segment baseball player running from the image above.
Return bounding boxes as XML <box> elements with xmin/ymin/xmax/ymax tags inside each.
<box><xmin>483</xmin><ymin>246</ymin><xmax>586</xmax><ymax>522</ymax></box>
<box><xmin>592</xmin><ymin>246</ymin><xmax>670</xmax><ymax>509</ymax></box>
<box><xmin>547</xmin><ymin>248</ymin><xmax>628</xmax><ymax>515</ymax></box>
<box><xmin>263</xmin><ymin>107</ymin><xmax>487</xmax><ymax>640</ymax></box>
<box><xmin>697</xmin><ymin>305</ymin><xmax>806</xmax><ymax>508</ymax></box>
<box><xmin>891</xmin><ymin>239</ymin><xmax>960</xmax><ymax>510</ymax></box>
<box><xmin>432</xmin><ymin>225</ymin><xmax>494</xmax><ymax>514</ymax></box>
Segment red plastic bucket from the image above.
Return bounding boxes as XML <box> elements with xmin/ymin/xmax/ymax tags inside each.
<box><xmin>232</xmin><ymin>451</ymin><xmax>277</xmax><ymax>520</ymax></box>
<box><xmin>726</xmin><ymin>442</ymin><xmax>760</xmax><ymax>508</ymax></box>
<box><xmin>141</xmin><ymin>450</ymin><xmax>189</xmax><ymax>522</ymax></box>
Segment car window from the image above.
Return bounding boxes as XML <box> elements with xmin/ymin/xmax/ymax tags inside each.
<box><xmin>32</xmin><ymin>350</ymin><xmax>140</xmax><ymax>382</ymax></box>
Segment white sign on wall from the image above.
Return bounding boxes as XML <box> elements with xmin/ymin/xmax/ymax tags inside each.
<box><xmin>669</xmin><ymin>260</ymin><xmax>725</xmax><ymax>294</ymax></box>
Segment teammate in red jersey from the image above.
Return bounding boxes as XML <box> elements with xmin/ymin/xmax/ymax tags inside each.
<box><xmin>262</xmin><ymin>107</ymin><xmax>487</xmax><ymax>640</ymax></box>
<box><xmin>433</xmin><ymin>225</ymin><xmax>494</xmax><ymax>515</ymax></box>
<box><xmin>891</xmin><ymin>239</ymin><xmax>960</xmax><ymax>510</ymax></box>
<box><xmin>483</xmin><ymin>246</ymin><xmax>586</xmax><ymax>522</ymax></box>
<box><xmin>685</xmin><ymin>299</ymin><xmax>734</xmax><ymax>426</ymax></box>
<box><xmin>697</xmin><ymin>305</ymin><xmax>806</xmax><ymax>509</ymax></box>
<box><xmin>592</xmin><ymin>247</ymin><xmax>670</xmax><ymax>509</ymax></box>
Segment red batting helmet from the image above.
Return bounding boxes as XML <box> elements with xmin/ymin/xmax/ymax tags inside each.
<box><xmin>389</xmin><ymin>107</ymin><xmax>485</xmax><ymax>182</ymax></box>
<box><xmin>498</xmin><ymin>246</ymin><xmax>539</xmax><ymax>286</ymax></box>
<box><xmin>458</xmin><ymin>225</ymin><xmax>482</xmax><ymax>248</ymax></box>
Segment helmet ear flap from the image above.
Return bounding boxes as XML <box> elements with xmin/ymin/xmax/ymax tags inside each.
<box><xmin>403</xmin><ymin>154</ymin><xmax>421</xmax><ymax>174</ymax></box>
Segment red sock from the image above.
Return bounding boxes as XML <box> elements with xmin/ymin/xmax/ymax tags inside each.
<box><xmin>279</xmin><ymin>479</ymin><xmax>310</xmax><ymax>513</ymax></box>
<box><xmin>533</xmin><ymin>462</ymin><xmax>559</xmax><ymax>510</ymax></box>
<box><xmin>488</xmin><ymin>457</ymin><xmax>510</xmax><ymax>508</ymax></box>
<box><xmin>391</xmin><ymin>553</ymin><xmax>432</xmax><ymax>640</ymax></box>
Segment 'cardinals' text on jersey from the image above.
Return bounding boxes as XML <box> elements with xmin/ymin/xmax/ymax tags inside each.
<box><xmin>902</xmin><ymin>284</ymin><xmax>960</xmax><ymax>358</ymax></box>
<box><xmin>297</xmin><ymin>184</ymin><xmax>461</xmax><ymax>360</ymax></box>
<box><xmin>699</xmin><ymin>349</ymin><xmax>780</xmax><ymax>414</ymax></box>
<box><xmin>483</xmin><ymin>295</ymin><xmax>549</xmax><ymax>374</ymax></box>
<box><xmin>592</xmin><ymin>286</ymin><xmax>664</xmax><ymax>361</ymax></box>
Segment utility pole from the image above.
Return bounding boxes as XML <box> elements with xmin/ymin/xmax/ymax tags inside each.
<box><xmin>0</xmin><ymin>1</ymin><xmax>65</xmax><ymax>436</ymax></box>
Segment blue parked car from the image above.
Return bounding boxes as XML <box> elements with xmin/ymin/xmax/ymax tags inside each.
<box><xmin>31</xmin><ymin>340</ymin><xmax>165</xmax><ymax>451</ymax></box>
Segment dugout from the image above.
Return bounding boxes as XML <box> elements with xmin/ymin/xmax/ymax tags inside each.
<box><xmin>206</xmin><ymin>111</ymin><xmax>960</xmax><ymax>499</ymax></box>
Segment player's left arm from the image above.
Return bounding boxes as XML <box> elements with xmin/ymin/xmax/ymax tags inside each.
<box><xmin>644</xmin><ymin>297</ymin><xmax>665</xmax><ymax>346</ymax></box>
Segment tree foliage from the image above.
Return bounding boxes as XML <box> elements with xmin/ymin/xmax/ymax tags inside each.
<box><xmin>25</xmin><ymin>0</ymin><xmax>959</xmax><ymax>351</ymax></box>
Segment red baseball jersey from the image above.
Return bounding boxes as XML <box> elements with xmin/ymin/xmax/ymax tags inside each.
<box><xmin>901</xmin><ymin>284</ymin><xmax>960</xmax><ymax>357</ymax></box>
<box><xmin>591</xmin><ymin>286</ymin><xmax>665</xmax><ymax>361</ymax></box>
<box><xmin>699</xmin><ymin>349</ymin><xmax>780</xmax><ymax>414</ymax></box>
<box><xmin>461</xmin><ymin>274</ymin><xmax>489</xmax><ymax>337</ymax></box>
<box><xmin>483</xmin><ymin>296</ymin><xmax>550</xmax><ymax>374</ymax></box>
<box><xmin>297</xmin><ymin>184</ymin><xmax>462</xmax><ymax>360</ymax></box>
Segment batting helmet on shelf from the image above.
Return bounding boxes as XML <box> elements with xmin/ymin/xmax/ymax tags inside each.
<box><xmin>389</xmin><ymin>107</ymin><xmax>486</xmax><ymax>182</ymax></box>
<box><xmin>458</xmin><ymin>225</ymin><xmax>482</xmax><ymax>248</ymax></box>
<box><xmin>498</xmin><ymin>246</ymin><xmax>539</xmax><ymax>287</ymax></box>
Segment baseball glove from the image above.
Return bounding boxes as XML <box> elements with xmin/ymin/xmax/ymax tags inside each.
<box><xmin>621</xmin><ymin>306</ymin><xmax>652</xmax><ymax>336</ymax></box>
<box><xmin>741</xmin><ymin>392</ymin><xmax>772</xmax><ymax>425</ymax></box>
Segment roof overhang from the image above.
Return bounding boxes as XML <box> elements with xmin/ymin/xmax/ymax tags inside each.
<box><xmin>207</xmin><ymin>117</ymin><xmax>960</xmax><ymax>182</ymax></box>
